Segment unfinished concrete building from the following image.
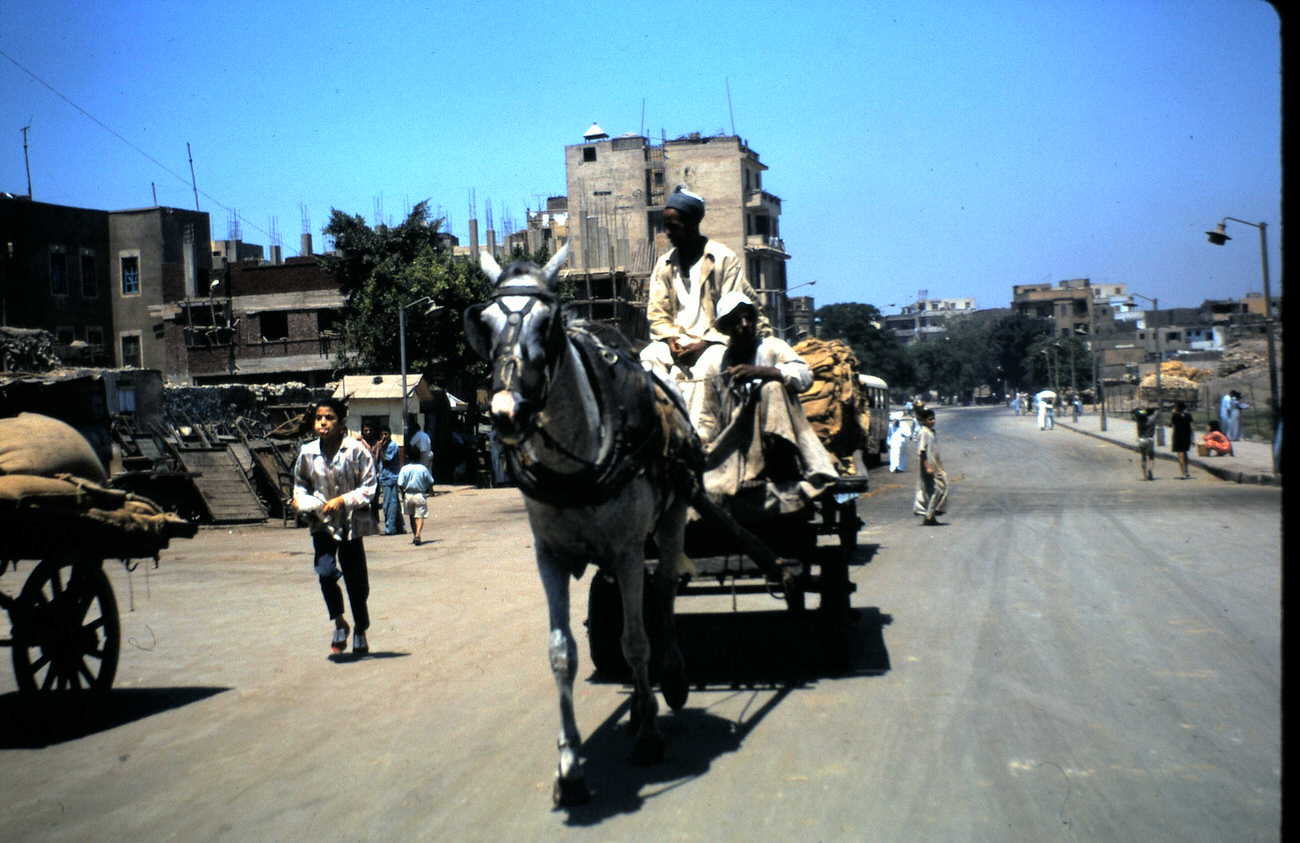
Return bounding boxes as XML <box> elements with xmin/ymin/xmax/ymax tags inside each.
<box><xmin>561</xmin><ymin>124</ymin><xmax>793</xmax><ymax>342</ymax></box>
<box><xmin>163</xmin><ymin>256</ymin><xmax>343</xmax><ymax>386</ymax></box>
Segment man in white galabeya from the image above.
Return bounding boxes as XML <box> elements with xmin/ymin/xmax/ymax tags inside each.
<box><xmin>639</xmin><ymin>185</ymin><xmax>771</xmax><ymax>430</ymax></box>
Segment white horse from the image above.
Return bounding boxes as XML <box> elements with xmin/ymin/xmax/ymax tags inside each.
<box><xmin>464</xmin><ymin>244</ymin><xmax>697</xmax><ymax>805</ymax></box>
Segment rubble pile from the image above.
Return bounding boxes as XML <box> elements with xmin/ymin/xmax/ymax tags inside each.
<box><xmin>162</xmin><ymin>382</ymin><xmax>330</xmax><ymax>438</ymax></box>
<box><xmin>0</xmin><ymin>326</ymin><xmax>60</xmax><ymax>373</ymax></box>
<box><xmin>1217</xmin><ymin>339</ymin><xmax>1273</xmax><ymax>378</ymax></box>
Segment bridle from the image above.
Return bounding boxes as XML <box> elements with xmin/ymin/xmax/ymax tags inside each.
<box><xmin>477</xmin><ymin>281</ymin><xmax>565</xmax><ymax>440</ymax></box>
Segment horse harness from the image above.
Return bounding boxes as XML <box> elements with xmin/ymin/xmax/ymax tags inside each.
<box><xmin>482</xmin><ymin>283</ymin><xmax>696</xmax><ymax>508</ymax></box>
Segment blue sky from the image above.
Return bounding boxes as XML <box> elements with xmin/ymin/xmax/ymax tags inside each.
<box><xmin>1</xmin><ymin>0</ymin><xmax>1281</xmax><ymax>313</ymax></box>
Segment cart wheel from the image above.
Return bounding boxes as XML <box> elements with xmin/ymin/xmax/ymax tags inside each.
<box><xmin>11</xmin><ymin>559</ymin><xmax>121</xmax><ymax>693</ymax></box>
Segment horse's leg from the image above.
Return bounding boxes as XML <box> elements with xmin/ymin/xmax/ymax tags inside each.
<box><xmin>536</xmin><ymin>549</ymin><xmax>589</xmax><ymax>806</ymax></box>
<box><xmin>652</xmin><ymin>496</ymin><xmax>690</xmax><ymax>711</ymax></box>
<box><xmin>614</xmin><ymin>552</ymin><xmax>663</xmax><ymax>765</ymax></box>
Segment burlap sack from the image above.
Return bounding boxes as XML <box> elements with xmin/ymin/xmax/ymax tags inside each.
<box><xmin>0</xmin><ymin>412</ymin><xmax>108</xmax><ymax>482</ymax></box>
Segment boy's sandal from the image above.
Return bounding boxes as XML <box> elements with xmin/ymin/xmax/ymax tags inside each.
<box><xmin>331</xmin><ymin>627</ymin><xmax>349</xmax><ymax>654</ymax></box>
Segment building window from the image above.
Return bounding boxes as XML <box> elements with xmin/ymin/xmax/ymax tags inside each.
<box><xmin>317</xmin><ymin>310</ymin><xmax>340</xmax><ymax>334</ymax></box>
<box><xmin>121</xmin><ymin>255</ymin><xmax>140</xmax><ymax>295</ymax></box>
<box><xmin>582</xmin><ymin>147</ymin><xmax>597</xmax><ymax>162</ymax></box>
<box><xmin>121</xmin><ymin>334</ymin><xmax>142</xmax><ymax>367</ymax></box>
<box><xmin>260</xmin><ymin>311</ymin><xmax>289</xmax><ymax>341</ymax></box>
<box><xmin>50</xmin><ymin>247</ymin><xmax>68</xmax><ymax>295</ymax></box>
<box><xmin>86</xmin><ymin>326</ymin><xmax>104</xmax><ymax>349</ymax></box>
<box><xmin>55</xmin><ymin>326</ymin><xmax>75</xmax><ymax>345</ymax></box>
<box><xmin>80</xmin><ymin>251</ymin><xmax>97</xmax><ymax>298</ymax></box>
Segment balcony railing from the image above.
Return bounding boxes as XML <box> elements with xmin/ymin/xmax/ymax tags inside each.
<box><xmin>745</xmin><ymin>234</ymin><xmax>786</xmax><ymax>254</ymax></box>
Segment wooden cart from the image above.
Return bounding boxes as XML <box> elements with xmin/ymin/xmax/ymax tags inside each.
<box><xmin>0</xmin><ymin>475</ymin><xmax>196</xmax><ymax>693</ymax></box>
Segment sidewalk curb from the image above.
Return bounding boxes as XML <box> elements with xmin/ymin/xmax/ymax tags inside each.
<box><xmin>1056</xmin><ymin>421</ymin><xmax>1280</xmax><ymax>487</ymax></box>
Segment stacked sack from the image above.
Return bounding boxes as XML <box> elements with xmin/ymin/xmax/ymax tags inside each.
<box><xmin>0</xmin><ymin>413</ymin><xmax>196</xmax><ymax>561</ymax></box>
<box><xmin>792</xmin><ymin>337</ymin><xmax>867</xmax><ymax>475</ymax></box>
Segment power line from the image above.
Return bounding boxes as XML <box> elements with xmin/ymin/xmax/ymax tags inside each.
<box><xmin>0</xmin><ymin>47</ymin><xmax>299</xmax><ymax>255</ymax></box>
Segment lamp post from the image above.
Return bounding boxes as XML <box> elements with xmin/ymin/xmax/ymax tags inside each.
<box><xmin>1086</xmin><ymin>305</ymin><xmax>1106</xmax><ymax>430</ymax></box>
<box><xmin>779</xmin><ymin>280</ymin><xmax>816</xmax><ymax>338</ymax></box>
<box><xmin>1131</xmin><ymin>292</ymin><xmax>1163</xmax><ymax>445</ymax></box>
<box><xmin>398</xmin><ymin>295</ymin><xmax>442</xmax><ymax>440</ymax></box>
<box><xmin>1206</xmin><ymin>218</ymin><xmax>1279</xmax><ymax>456</ymax></box>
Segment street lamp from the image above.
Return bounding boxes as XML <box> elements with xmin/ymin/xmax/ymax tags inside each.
<box><xmin>778</xmin><ymin>280</ymin><xmax>816</xmax><ymax>338</ymax></box>
<box><xmin>399</xmin><ymin>295</ymin><xmax>443</xmax><ymax>440</ymax></box>
<box><xmin>1131</xmin><ymin>292</ymin><xmax>1163</xmax><ymax>445</ymax></box>
<box><xmin>1205</xmin><ymin>217</ymin><xmax>1279</xmax><ymax>454</ymax></box>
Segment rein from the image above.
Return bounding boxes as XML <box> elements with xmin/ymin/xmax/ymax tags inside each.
<box><xmin>503</xmin><ymin>323</ymin><xmax>664</xmax><ymax>507</ymax></box>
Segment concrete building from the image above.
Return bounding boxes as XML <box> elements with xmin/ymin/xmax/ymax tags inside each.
<box><xmin>1</xmin><ymin>195</ymin><xmax>114</xmax><ymax>365</ymax></box>
<box><xmin>211</xmin><ymin>238</ymin><xmax>264</xmax><ymax>269</ymax></box>
<box><xmin>163</xmin><ymin>256</ymin><xmax>344</xmax><ymax>386</ymax></box>
<box><xmin>883</xmin><ymin>297</ymin><xmax>977</xmax><ymax>344</ymax></box>
<box><xmin>561</xmin><ymin>125</ymin><xmax>792</xmax><ymax>340</ymax></box>
<box><xmin>1</xmin><ymin>195</ymin><xmax>213</xmax><ymax>375</ymax></box>
<box><xmin>1010</xmin><ymin>278</ymin><xmax>1131</xmax><ymax>338</ymax></box>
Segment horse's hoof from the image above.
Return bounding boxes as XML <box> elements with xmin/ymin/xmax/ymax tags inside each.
<box><xmin>629</xmin><ymin>733</ymin><xmax>665</xmax><ymax>766</ymax></box>
<box><xmin>661</xmin><ymin>672</ymin><xmax>689</xmax><ymax>711</ymax></box>
<box><xmin>552</xmin><ymin>775</ymin><xmax>590</xmax><ymax>806</ymax></box>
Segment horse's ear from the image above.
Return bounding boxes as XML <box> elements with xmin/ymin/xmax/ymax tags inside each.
<box><xmin>479</xmin><ymin>251</ymin><xmax>503</xmax><ymax>284</ymax></box>
<box><xmin>463</xmin><ymin>303</ymin><xmax>493</xmax><ymax>361</ymax></box>
<box><xmin>542</xmin><ymin>242</ymin><xmax>571</xmax><ymax>286</ymax></box>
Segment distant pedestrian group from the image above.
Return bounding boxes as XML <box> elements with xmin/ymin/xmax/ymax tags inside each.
<box><xmin>1218</xmin><ymin>391</ymin><xmax>1247</xmax><ymax>441</ymax></box>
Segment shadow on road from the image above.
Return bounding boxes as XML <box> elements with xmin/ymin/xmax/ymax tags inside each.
<box><xmin>327</xmin><ymin>650</ymin><xmax>410</xmax><ymax>664</ymax></box>
<box><xmin>560</xmin><ymin>606</ymin><xmax>892</xmax><ymax>822</ymax></box>
<box><xmin>587</xmin><ymin>606</ymin><xmax>893</xmax><ymax>687</ymax></box>
<box><xmin>0</xmin><ymin>686</ymin><xmax>229</xmax><ymax>748</ymax></box>
<box><xmin>559</xmin><ymin>685</ymin><xmax>796</xmax><ymax>825</ymax></box>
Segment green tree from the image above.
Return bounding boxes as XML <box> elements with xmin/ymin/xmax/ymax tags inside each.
<box><xmin>319</xmin><ymin>201</ymin><xmax>490</xmax><ymax>397</ymax></box>
<box><xmin>813</xmin><ymin>302</ymin><xmax>913</xmax><ymax>391</ymax></box>
<box><xmin>987</xmin><ymin>313</ymin><xmax>1051</xmax><ymax>393</ymax></box>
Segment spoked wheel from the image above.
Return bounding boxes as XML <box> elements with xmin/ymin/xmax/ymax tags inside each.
<box><xmin>11</xmin><ymin>559</ymin><xmax>121</xmax><ymax>693</ymax></box>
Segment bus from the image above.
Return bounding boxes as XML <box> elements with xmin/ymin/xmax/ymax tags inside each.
<box><xmin>858</xmin><ymin>374</ymin><xmax>890</xmax><ymax>466</ymax></box>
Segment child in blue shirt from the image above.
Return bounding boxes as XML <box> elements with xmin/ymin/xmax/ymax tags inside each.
<box><xmin>397</xmin><ymin>443</ymin><xmax>436</xmax><ymax>546</ymax></box>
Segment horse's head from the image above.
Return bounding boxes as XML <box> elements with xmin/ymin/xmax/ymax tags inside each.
<box><xmin>464</xmin><ymin>244</ymin><xmax>571</xmax><ymax>444</ymax></box>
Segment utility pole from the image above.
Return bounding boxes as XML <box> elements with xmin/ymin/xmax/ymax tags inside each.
<box><xmin>20</xmin><ymin>124</ymin><xmax>32</xmax><ymax>198</ymax></box>
<box><xmin>187</xmin><ymin>142</ymin><xmax>200</xmax><ymax>210</ymax></box>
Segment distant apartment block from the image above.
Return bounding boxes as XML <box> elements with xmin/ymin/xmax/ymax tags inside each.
<box><xmin>883</xmin><ymin>297</ymin><xmax>977</xmax><ymax>343</ymax></box>
<box><xmin>561</xmin><ymin>124</ymin><xmax>793</xmax><ymax>340</ymax></box>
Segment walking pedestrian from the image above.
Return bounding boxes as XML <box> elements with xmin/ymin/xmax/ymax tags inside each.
<box><xmin>292</xmin><ymin>397</ymin><xmax>376</xmax><ymax>656</ymax></box>
<box><xmin>1071</xmin><ymin>393</ymin><xmax>1082</xmax><ymax>423</ymax></box>
<box><xmin>912</xmin><ymin>408</ymin><xmax>948</xmax><ymax>525</ymax></box>
<box><xmin>376</xmin><ymin>426</ymin><xmax>404</xmax><ymax>534</ymax></box>
<box><xmin>398</xmin><ymin>443</ymin><xmax>436</xmax><ymax>546</ymax></box>
<box><xmin>1226</xmin><ymin>391</ymin><xmax>1247</xmax><ymax>441</ymax></box>
<box><xmin>1170</xmin><ymin>400</ymin><xmax>1193</xmax><ymax>479</ymax></box>
<box><xmin>887</xmin><ymin>412</ymin><xmax>910</xmax><ymax>473</ymax></box>
<box><xmin>1218</xmin><ymin>391</ymin><xmax>1234</xmax><ymax>436</ymax></box>
<box><xmin>1132</xmin><ymin>405</ymin><xmax>1157</xmax><ymax>480</ymax></box>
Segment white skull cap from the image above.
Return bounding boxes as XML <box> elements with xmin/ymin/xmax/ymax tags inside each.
<box><xmin>715</xmin><ymin>290</ymin><xmax>756</xmax><ymax>327</ymax></box>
